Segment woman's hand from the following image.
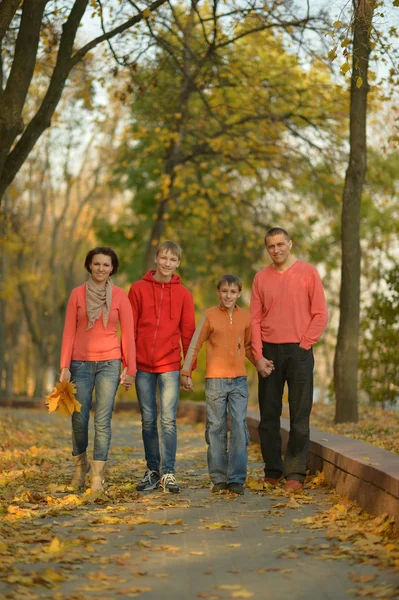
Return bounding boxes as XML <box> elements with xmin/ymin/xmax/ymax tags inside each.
<box><xmin>60</xmin><ymin>367</ymin><xmax>71</xmax><ymax>382</ymax></box>
<box><xmin>120</xmin><ymin>367</ymin><xmax>135</xmax><ymax>391</ymax></box>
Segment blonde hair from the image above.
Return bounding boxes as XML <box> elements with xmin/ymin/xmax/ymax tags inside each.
<box><xmin>156</xmin><ymin>240</ymin><xmax>181</xmax><ymax>259</ymax></box>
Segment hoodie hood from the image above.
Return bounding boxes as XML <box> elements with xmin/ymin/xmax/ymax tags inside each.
<box><xmin>142</xmin><ymin>270</ymin><xmax>181</xmax><ymax>319</ymax></box>
<box><xmin>143</xmin><ymin>270</ymin><xmax>181</xmax><ymax>285</ymax></box>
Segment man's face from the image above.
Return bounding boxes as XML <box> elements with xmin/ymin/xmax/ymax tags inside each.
<box><xmin>217</xmin><ymin>283</ymin><xmax>241</xmax><ymax>310</ymax></box>
<box><xmin>154</xmin><ymin>250</ymin><xmax>180</xmax><ymax>279</ymax></box>
<box><xmin>265</xmin><ymin>234</ymin><xmax>292</xmax><ymax>266</ymax></box>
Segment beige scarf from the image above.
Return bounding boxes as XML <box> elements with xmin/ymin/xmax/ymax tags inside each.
<box><xmin>86</xmin><ymin>276</ymin><xmax>113</xmax><ymax>330</ymax></box>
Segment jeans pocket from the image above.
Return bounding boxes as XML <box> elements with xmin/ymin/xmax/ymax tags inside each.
<box><xmin>107</xmin><ymin>359</ymin><xmax>121</xmax><ymax>370</ymax></box>
<box><xmin>206</xmin><ymin>379</ymin><xmax>221</xmax><ymax>401</ymax></box>
<box><xmin>205</xmin><ymin>423</ymin><xmax>210</xmax><ymax>445</ymax></box>
<box><xmin>70</xmin><ymin>360</ymin><xmax>85</xmax><ymax>370</ymax></box>
<box><xmin>245</xmin><ymin>423</ymin><xmax>250</xmax><ymax>446</ymax></box>
<box><xmin>296</xmin><ymin>345</ymin><xmax>311</xmax><ymax>360</ymax></box>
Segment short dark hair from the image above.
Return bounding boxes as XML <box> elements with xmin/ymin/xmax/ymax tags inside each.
<box><xmin>217</xmin><ymin>274</ymin><xmax>242</xmax><ymax>291</ymax></box>
<box><xmin>264</xmin><ymin>227</ymin><xmax>291</xmax><ymax>245</ymax></box>
<box><xmin>84</xmin><ymin>247</ymin><xmax>119</xmax><ymax>274</ymax></box>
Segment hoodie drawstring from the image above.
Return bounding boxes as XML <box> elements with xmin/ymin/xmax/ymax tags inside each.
<box><xmin>152</xmin><ymin>281</ymin><xmax>158</xmax><ymax>318</ymax></box>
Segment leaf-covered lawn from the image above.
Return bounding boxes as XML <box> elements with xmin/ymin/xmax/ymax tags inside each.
<box><xmin>309</xmin><ymin>403</ymin><xmax>399</xmax><ymax>454</ymax></box>
<box><xmin>0</xmin><ymin>409</ymin><xmax>398</xmax><ymax>600</ymax></box>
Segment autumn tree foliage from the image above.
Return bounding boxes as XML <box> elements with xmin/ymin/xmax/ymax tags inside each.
<box><xmin>0</xmin><ymin>0</ymin><xmax>168</xmax><ymax>209</ymax></box>
<box><xmin>99</xmin><ymin>2</ymin><xmax>348</xmax><ymax>283</ymax></box>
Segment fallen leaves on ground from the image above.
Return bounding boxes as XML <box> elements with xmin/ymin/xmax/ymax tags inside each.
<box><xmin>308</xmin><ymin>402</ymin><xmax>399</xmax><ymax>454</ymax></box>
<box><xmin>0</xmin><ymin>408</ymin><xmax>397</xmax><ymax>600</ymax></box>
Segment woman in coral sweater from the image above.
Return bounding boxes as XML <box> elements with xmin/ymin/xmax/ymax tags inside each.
<box><xmin>59</xmin><ymin>247</ymin><xmax>136</xmax><ymax>492</ymax></box>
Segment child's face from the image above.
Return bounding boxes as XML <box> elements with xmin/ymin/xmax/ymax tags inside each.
<box><xmin>217</xmin><ymin>283</ymin><xmax>241</xmax><ymax>310</ymax></box>
<box><xmin>154</xmin><ymin>250</ymin><xmax>180</xmax><ymax>279</ymax></box>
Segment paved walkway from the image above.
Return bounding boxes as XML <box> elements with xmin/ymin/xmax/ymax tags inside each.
<box><xmin>0</xmin><ymin>409</ymin><xmax>398</xmax><ymax>600</ymax></box>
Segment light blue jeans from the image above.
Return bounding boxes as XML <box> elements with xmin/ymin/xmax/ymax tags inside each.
<box><xmin>205</xmin><ymin>377</ymin><xmax>249</xmax><ymax>485</ymax></box>
<box><xmin>135</xmin><ymin>370</ymin><xmax>180</xmax><ymax>474</ymax></box>
<box><xmin>70</xmin><ymin>360</ymin><xmax>121</xmax><ymax>461</ymax></box>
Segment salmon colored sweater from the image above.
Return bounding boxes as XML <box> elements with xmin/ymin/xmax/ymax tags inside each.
<box><xmin>250</xmin><ymin>260</ymin><xmax>328</xmax><ymax>362</ymax></box>
<box><xmin>60</xmin><ymin>283</ymin><xmax>136</xmax><ymax>376</ymax></box>
<box><xmin>181</xmin><ymin>305</ymin><xmax>255</xmax><ymax>379</ymax></box>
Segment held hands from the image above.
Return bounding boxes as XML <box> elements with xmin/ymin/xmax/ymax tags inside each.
<box><xmin>120</xmin><ymin>367</ymin><xmax>135</xmax><ymax>392</ymax></box>
<box><xmin>60</xmin><ymin>367</ymin><xmax>71</xmax><ymax>383</ymax></box>
<box><xmin>256</xmin><ymin>357</ymin><xmax>275</xmax><ymax>378</ymax></box>
<box><xmin>180</xmin><ymin>374</ymin><xmax>193</xmax><ymax>391</ymax></box>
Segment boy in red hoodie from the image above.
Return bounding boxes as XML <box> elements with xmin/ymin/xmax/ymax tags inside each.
<box><xmin>128</xmin><ymin>241</ymin><xmax>195</xmax><ymax>493</ymax></box>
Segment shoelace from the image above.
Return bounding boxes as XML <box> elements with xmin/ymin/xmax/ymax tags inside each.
<box><xmin>144</xmin><ymin>470</ymin><xmax>157</xmax><ymax>483</ymax></box>
<box><xmin>160</xmin><ymin>473</ymin><xmax>176</xmax><ymax>489</ymax></box>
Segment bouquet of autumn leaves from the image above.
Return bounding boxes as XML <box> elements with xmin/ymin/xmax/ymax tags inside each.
<box><xmin>45</xmin><ymin>381</ymin><xmax>82</xmax><ymax>416</ymax></box>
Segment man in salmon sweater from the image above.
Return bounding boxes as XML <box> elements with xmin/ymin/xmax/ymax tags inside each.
<box><xmin>250</xmin><ymin>227</ymin><xmax>328</xmax><ymax>493</ymax></box>
<box><xmin>128</xmin><ymin>241</ymin><xmax>195</xmax><ymax>493</ymax></box>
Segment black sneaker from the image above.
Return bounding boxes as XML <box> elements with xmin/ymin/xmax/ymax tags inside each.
<box><xmin>160</xmin><ymin>473</ymin><xmax>180</xmax><ymax>494</ymax></box>
<box><xmin>212</xmin><ymin>482</ymin><xmax>228</xmax><ymax>493</ymax></box>
<box><xmin>136</xmin><ymin>470</ymin><xmax>160</xmax><ymax>491</ymax></box>
<box><xmin>228</xmin><ymin>482</ymin><xmax>244</xmax><ymax>495</ymax></box>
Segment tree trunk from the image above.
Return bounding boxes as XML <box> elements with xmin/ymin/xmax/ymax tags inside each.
<box><xmin>334</xmin><ymin>0</ymin><xmax>375</xmax><ymax>423</ymax></box>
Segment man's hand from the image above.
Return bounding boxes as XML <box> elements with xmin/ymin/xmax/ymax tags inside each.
<box><xmin>60</xmin><ymin>367</ymin><xmax>71</xmax><ymax>383</ymax></box>
<box><xmin>120</xmin><ymin>367</ymin><xmax>135</xmax><ymax>391</ymax></box>
<box><xmin>181</xmin><ymin>374</ymin><xmax>193</xmax><ymax>391</ymax></box>
<box><xmin>256</xmin><ymin>357</ymin><xmax>275</xmax><ymax>378</ymax></box>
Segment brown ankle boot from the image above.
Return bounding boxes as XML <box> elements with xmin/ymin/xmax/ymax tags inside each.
<box><xmin>71</xmin><ymin>451</ymin><xmax>90</xmax><ymax>490</ymax></box>
<box><xmin>90</xmin><ymin>460</ymin><xmax>106</xmax><ymax>492</ymax></box>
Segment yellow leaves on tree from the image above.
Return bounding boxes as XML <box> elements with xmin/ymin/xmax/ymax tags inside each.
<box><xmin>45</xmin><ymin>381</ymin><xmax>82</xmax><ymax>417</ymax></box>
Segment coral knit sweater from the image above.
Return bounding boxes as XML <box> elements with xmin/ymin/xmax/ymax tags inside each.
<box><xmin>181</xmin><ymin>305</ymin><xmax>255</xmax><ymax>379</ymax></box>
<box><xmin>250</xmin><ymin>260</ymin><xmax>328</xmax><ymax>362</ymax></box>
<box><xmin>60</xmin><ymin>283</ymin><xmax>137</xmax><ymax>376</ymax></box>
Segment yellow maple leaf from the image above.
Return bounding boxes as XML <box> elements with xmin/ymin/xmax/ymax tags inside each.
<box><xmin>45</xmin><ymin>381</ymin><xmax>82</xmax><ymax>416</ymax></box>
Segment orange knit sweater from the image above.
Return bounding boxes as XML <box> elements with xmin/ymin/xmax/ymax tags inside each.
<box><xmin>181</xmin><ymin>305</ymin><xmax>255</xmax><ymax>378</ymax></box>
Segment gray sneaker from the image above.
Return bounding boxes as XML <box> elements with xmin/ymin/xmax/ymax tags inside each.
<box><xmin>136</xmin><ymin>470</ymin><xmax>160</xmax><ymax>491</ymax></box>
<box><xmin>228</xmin><ymin>482</ymin><xmax>244</xmax><ymax>495</ymax></box>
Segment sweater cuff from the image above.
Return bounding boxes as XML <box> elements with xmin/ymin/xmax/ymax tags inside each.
<box><xmin>299</xmin><ymin>339</ymin><xmax>312</xmax><ymax>350</ymax></box>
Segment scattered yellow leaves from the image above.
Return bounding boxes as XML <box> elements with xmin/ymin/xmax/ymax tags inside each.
<box><xmin>246</xmin><ymin>477</ymin><xmax>264</xmax><ymax>491</ymax></box>
<box><xmin>214</xmin><ymin>585</ymin><xmax>254</xmax><ymax>598</ymax></box>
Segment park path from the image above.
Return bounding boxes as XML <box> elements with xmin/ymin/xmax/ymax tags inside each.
<box><xmin>0</xmin><ymin>408</ymin><xmax>398</xmax><ymax>600</ymax></box>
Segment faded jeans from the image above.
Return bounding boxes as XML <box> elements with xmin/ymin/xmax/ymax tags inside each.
<box><xmin>258</xmin><ymin>342</ymin><xmax>314</xmax><ymax>483</ymax></box>
<box><xmin>135</xmin><ymin>370</ymin><xmax>180</xmax><ymax>474</ymax></box>
<box><xmin>70</xmin><ymin>359</ymin><xmax>121</xmax><ymax>461</ymax></box>
<box><xmin>205</xmin><ymin>377</ymin><xmax>249</xmax><ymax>485</ymax></box>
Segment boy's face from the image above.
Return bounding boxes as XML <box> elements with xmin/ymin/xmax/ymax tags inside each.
<box><xmin>217</xmin><ymin>283</ymin><xmax>241</xmax><ymax>310</ymax></box>
<box><xmin>154</xmin><ymin>250</ymin><xmax>180</xmax><ymax>280</ymax></box>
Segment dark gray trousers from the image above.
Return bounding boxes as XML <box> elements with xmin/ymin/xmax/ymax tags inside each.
<box><xmin>258</xmin><ymin>342</ymin><xmax>314</xmax><ymax>483</ymax></box>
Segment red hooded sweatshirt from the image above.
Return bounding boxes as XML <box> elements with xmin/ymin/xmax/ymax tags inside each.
<box><xmin>128</xmin><ymin>271</ymin><xmax>196</xmax><ymax>373</ymax></box>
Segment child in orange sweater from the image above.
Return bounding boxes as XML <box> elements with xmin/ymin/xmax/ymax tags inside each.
<box><xmin>181</xmin><ymin>274</ymin><xmax>255</xmax><ymax>495</ymax></box>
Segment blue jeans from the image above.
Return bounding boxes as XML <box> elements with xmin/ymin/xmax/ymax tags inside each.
<box><xmin>205</xmin><ymin>377</ymin><xmax>249</xmax><ymax>485</ymax></box>
<box><xmin>135</xmin><ymin>370</ymin><xmax>180</xmax><ymax>474</ymax></box>
<box><xmin>70</xmin><ymin>360</ymin><xmax>121</xmax><ymax>461</ymax></box>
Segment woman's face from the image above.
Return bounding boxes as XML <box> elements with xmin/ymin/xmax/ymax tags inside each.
<box><xmin>89</xmin><ymin>253</ymin><xmax>113</xmax><ymax>285</ymax></box>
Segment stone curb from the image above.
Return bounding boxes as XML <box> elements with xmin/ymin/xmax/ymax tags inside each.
<box><xmin>177</xmin><ymin>401</ymin><xmax>399</xmax><ymax>527</ymax></box>
<box><xmin>1</xmin><ymin>397</ymin><xmax>398</xmax><ymax>525</ymax></box>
